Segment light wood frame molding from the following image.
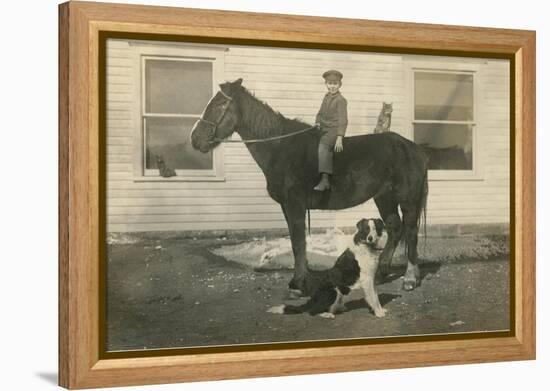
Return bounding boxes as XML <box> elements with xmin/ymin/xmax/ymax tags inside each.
<box><xmin>59</xmin><ymin>1</ymin><xmax>535</xmax><ymax>389</ymax></box>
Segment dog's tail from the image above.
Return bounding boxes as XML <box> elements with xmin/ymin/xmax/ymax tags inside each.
<box><xmin>267</xmin><ymin>303</ymin><xmax>309</xmax><ymax>315</ymax></box>
<box><xmin>267</xmin><ymin>285</ymin><xmax>339</xmax><ymax>316</ymax></box>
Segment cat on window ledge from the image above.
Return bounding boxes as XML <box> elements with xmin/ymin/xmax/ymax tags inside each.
<box><xmin>156</xmin><ymin>155</ymin><xmax>176</xmax><ymax>177</ymax></box>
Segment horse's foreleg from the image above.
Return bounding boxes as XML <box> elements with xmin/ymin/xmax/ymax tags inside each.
<box><xmin>282</xmin><ymin>203</ymin><xmax>309</xmax><ymax>294</ymax></box>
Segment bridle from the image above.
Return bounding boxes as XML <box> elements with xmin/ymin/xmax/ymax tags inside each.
<box><xmin>196</xmin><ymin>90</ymin><xmax>234</xmax><ymax>145</ymax></box>
<box><xmin>196</xmin><ymin>89</ymin><xmax>318</xmax><ymax>145</ymax></box>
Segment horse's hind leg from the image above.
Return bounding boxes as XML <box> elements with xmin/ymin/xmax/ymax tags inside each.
<box><xmin>374</xmin><ymin>193</ymin><xmax>402</xmax><ymax>276</ymax></box>
<box><xmin>400</xmin><ymin>203</ymin><xmax>421</xmax><ymax>291</ymax></box>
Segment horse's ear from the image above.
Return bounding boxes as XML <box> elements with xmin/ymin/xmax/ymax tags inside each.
<box><xmin>219</xmin><ymin>79</ymin><xmax>242</xmax><ymax>95</ymax></box>
<box><xmin>219</xmin><ymin>82</ymin><xmax>232</xmax><ymax>95</ymax></box>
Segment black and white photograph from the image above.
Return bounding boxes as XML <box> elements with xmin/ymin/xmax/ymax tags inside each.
<box><xmin>3</xmin><ymin>0</ymin><xmax>549</xmax><ymax>389</ymax></box>
<box><xmin>104</xmin><ymin>37</ymin><xmax>511</xmax><ymax>352</ymax></box>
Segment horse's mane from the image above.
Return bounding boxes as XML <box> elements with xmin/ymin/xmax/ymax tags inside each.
<box><xmin>234</xmin><ymin>86</ymin><xmax>312</xmax><ymax>138</ymax></box>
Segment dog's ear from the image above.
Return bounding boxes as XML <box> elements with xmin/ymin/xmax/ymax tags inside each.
<box><xmin>374</xmin><ymin>218</ymin><xmax>385</xmax><ymax>235</ymax></box>
<box><xmin>356</xmin><ymin>218</ymin><xmax>368</xmax><ymax>230</ymax></box>
<box><xmin>355</xmin><ymin>219</ymin><xmax>369</xmax><ymax>231</ymax></box>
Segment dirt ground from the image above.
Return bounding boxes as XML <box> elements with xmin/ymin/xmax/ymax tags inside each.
<box><xmin>106</xmin><ymin>233</ymin><xmax>509</xmax><ymax>351</ymax></box>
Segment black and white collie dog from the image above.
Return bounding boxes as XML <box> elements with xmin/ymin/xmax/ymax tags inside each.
<box><xmin>268</xmin><ymin>218</ymin><xmax>388</xmax><ymax>318</ymax></box>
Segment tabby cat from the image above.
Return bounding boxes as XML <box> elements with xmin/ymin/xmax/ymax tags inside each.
<box><xmin>373</xmin><ymin>102</ymin><xmax>393</xmax><ymax>133</ymax></box>
<box><xmin>156</xmin><ymin>155</ymin><xmax>176</xmax><ymax>177</ymax></box>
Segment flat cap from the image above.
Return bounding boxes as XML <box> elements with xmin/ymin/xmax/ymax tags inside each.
<box><xmin>322</xmin><ymin>69</ymin><xmax>343</xmax><ymax>82</ymax></box>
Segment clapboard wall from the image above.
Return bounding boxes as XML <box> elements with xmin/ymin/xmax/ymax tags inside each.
<box><xmin>106</xmin><ymin>39</ymin><xmax>509</xmax><ymax>233</ymax></box>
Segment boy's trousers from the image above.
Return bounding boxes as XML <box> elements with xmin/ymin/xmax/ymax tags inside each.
<box><xmin>318</xmin><ymin>143</ymin><xmax>333</xmax><ymax>174</ymax></box>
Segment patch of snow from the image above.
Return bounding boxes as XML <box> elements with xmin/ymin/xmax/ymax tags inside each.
<box><xmin>107</xmin><ymin>233</ymin><xmax>141</xmax><ymax>245</ymax></box>
<box><xmin>212</xmin><ymin>228</ymin><xmax>350</xmax><ymax>270</ymax></box>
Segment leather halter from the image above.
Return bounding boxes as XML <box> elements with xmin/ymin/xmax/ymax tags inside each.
<box><xmin>197</xmin><ymin>90</ymin><xmax>234</xmax><ymax>144</ymax></box>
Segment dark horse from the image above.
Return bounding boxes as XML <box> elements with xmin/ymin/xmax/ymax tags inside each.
<box><xmin>191</xmin><ymin>79</ymin><xmax>428</xmax><ymax>293</ymax></box>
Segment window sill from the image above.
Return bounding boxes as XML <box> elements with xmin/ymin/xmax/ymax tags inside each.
<box><xmin>427</xmin><ymin>170</ymin><xmax>484</xmax><ymax>181</ymax></box>
<box><xmin>133</xmin><ymin>176</ymin><xmax>226</xmax><ymax>183</ymax></box>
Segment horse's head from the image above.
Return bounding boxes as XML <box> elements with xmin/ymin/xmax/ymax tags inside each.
<box><xmin>191</xmin><ymin>78</ymin><xmax>243</xmax><ymax>153</ymax></box>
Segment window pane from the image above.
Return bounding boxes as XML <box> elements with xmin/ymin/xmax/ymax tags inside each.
<box><xmin>414</xmin><ymin>72</ymin><xmax>473</xmax><ymax>121</ymax></box>
<box><xmin>414</xmin><ymin>123</ymin><xmax>472</xmax><ymax>170</ymax></box>
<box><xmin>145</xmin><ymin>117</ymin><xmax>213</xmax><ymax>171</ymax></box>
<box><xmin>145</xmin><ymin>59</ymin><xmax>213</xmax><ymax>114</ymax></box>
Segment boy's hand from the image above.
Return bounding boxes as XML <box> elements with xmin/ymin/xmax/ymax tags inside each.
<box><xmin>334</xmin><ymin>136</ymin><xmax>343</xmax><ymax>153</ymax></box>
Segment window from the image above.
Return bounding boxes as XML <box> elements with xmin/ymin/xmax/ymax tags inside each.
<box><xmin>412</xmin><ymin>69</ymin><xmax>478</xmax><ymax>177</ymax></box>
<box><xmin>131</xmin><ymin>43</ymin><xmax>226</xmax><ymax>180</ymax></box>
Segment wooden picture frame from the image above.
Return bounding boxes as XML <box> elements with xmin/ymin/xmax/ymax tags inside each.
<box><xmin>59</xmin><ymin>1</ymin><xmax>536</xmax><ymax>389</ymax></box>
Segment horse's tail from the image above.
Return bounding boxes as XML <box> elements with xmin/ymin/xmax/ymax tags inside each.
<box><xmin>403</xmin><ymin>168</ymin><xmax>428</xmax><ymax>259</ymax></box>
<box><xmin>418</xmin><ymin>168</ymin><xmax>429</xmax><ymax>250</ymax></box>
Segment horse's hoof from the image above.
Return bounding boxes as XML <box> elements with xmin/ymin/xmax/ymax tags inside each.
<box><xmin>287</xmin><ymin>289</ymin><xmax>303</xmax><ymax>299</ymax></box>
<box><xmin>379</xmin><ymin>263</ymin><xmax>391</xmax><ymax>278</ymax></box>
<box><xmin>402</xmin><ymin>280</ymin><xmax>418</xmax><ymax>291</ymax></box>
<box><xmin>289</xmin><ymin>275</ymin><xmax>306</xmax><ymax>291</ymax></box>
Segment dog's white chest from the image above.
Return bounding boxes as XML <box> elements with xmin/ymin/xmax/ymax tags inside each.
<box><xmin>347</xmin><ymin>243</ymin><xmax>380</xmax><ymax>289</ymax></box>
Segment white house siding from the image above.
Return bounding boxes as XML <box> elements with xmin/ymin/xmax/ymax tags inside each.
<box><xmin>106</xmin><ymin>39</ymin><xmax>509</xmax><ymax>233</ymax></box>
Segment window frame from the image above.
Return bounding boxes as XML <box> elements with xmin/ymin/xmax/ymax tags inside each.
<box><xmin>405</xmin><ymin>59</ymin><xmax>485</xmax><ymax>181</ymax></box>
<box><xmin>129</xmin><ymin>42</ymin><xmax>227</xmax><ymax>182</ymax></box>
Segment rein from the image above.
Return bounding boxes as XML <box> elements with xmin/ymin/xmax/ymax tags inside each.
<box><xmin>214</xmin><ymin>125</ymin><xmax>318</xmax><ymax>144</ymax></box>
<box><xmin>199</xmin><ymin>89</ymin><xmax>318</xmax><ymax>145</ymax></box>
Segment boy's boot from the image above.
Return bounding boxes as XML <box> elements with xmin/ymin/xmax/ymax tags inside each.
<box><xmin>314</xmin><ymin>173</ymin><xmax>331</xmax><ymax>191</ymax></box>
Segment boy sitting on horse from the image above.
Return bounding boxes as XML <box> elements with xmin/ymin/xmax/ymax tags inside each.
<box><xmin>314</xmin><ymin>69</ymin><xmax>348</xmax><ymax>191</ymax></box>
